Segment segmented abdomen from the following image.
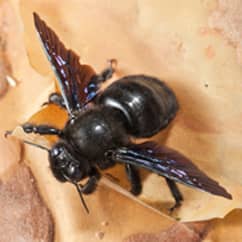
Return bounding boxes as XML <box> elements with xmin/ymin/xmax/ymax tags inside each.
<box><xmin>97</xmin><ymin>75</ymin><xmax>178</xmax><ymax>138</ymax></box>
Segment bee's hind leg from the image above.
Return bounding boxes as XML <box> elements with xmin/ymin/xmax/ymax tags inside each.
<box><xmin>165</xmin><ymin>178</ymin><xmax>183</xmax><ymax>212</ymax></box>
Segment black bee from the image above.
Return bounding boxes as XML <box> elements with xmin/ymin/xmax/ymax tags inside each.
<box><xmin>12</xmin><ymin>13</ymin><xmax>232</xmax><ymax>213</ymax></box>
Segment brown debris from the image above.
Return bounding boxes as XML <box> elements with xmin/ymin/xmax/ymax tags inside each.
<box><xmin>123</xmin><ymin>221</ymin><xmax>210</xmax><ymax>242</ymax></box>
<box><xmin>96</xmin><ymin>231</ymin><xmax>105</xmax><ymax>240</ymax></box>
<box><xmin>0</xmin><ymin>162</ymin><xmax>54</xmax><ymax>242</ymax></box>
<box><xmin>101</xmin><ymin>220</ymin><xmax>109</xmax><ymax>227</ymax></box>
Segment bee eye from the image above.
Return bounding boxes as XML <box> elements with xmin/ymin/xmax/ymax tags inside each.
<box><xmin>66</xmin><ymin>164</ymin><xmax>75</xmax><ymax>176</ymax></box>
<box><xmin>49</xmin><ymin>145</ymin><xmax>69</xmax><ymax>168</ymax></box>
<box><xmin>51</xmin><ymin>146</ymin><xmax>63</xmax><ymax>157</ymax></box>
<box><xmin>52</xmin><ymin>147</ymin><xmax>60</xmax><ymax>156</ymax></box>
<box><xmin>64</xmin><ymin>163</ymin><xmax>83</xmax><ymax>182</ymax></box>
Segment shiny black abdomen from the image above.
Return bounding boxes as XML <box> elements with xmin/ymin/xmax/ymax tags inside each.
<box><xmin>96</xmin><ymin>75</ymin><xmax>178</xmax><ymax>138</ymax></box>
<box><xmin>63</xmin><ymin>106</ymin><xmax>129</xmax><ymax>162</ymax></box>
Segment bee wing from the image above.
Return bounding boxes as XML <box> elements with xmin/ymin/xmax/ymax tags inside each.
<box><xmin>33</xmin><ymin>13</ymin><xmax>96</xmax><ymax>116</ymax></box>
<box><xmin>111</xmin><ymin>141</ymin><xmax>232</xmax><ymax>199</ymax></box>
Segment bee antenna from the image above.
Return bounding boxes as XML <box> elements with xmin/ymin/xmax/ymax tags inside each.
<box><xmin>23</xmin><ymin>140</ymin><xmax>50</xmax><ymax>152</ymax></box>
<box><xmin>60</xmin><ymin>171</ymin><xmax>89</xmax><ymax>213</ymax></box>
<box><xmin>5</xmin><ymin>130</ymin><xmax>50</xmax><ymax>152</ymax></box>
<box><xmin>74</xmin><ymin>183</ymin><xmax>90</xmax><ymax>214</ymax></box>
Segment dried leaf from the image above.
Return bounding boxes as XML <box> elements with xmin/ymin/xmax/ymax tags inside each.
<box><xmin>18</xmin><ymin>0</ymin><xmax>242</xmax><ymax>221</ymax></box>
<box><xmin>0</xmin><ymin>0</ymin><xmax>242</xmax><ymax>241</ymax></box>
<box><xmin>0</xmin><ymin>123</ymin><xmax>54</xmax><ymax>242</ymax></box>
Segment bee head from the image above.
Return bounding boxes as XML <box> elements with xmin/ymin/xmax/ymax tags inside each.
<box><xmin>49</xmin><ymin>141</ymin><xmax>85</xmax><ymax>183</ymax></box>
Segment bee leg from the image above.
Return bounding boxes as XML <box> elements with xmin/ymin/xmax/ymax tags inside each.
<box><xmin>79</xmin><ymin>59</ymin><xmax>118</xmax><ymax>104</ymax></box>
<box><xmin>87</xmin><ymin>59</ymin><xmax>117</xmax><ymax>93</ymax></box>
<box><xmin>125</xmin><ymin>164</ymin><xmax>142</xmax><ymax>196</ymax></box>
<box><xmin>95</xmin><ymin>59</ymin><xmax>117</xmax><ymax>83</ymax></box>
<box><xmin>79</xmin><ymin>168</ymin><xmax>101</xmax><ymax>195</ymax></box>
<box><xmin>42</xmin><ymin>92</ymin><xmax>66</xmax><ymax>109</ymax></box>
<box><xmin>22</xmin><ymin>123</ymin><xmax>63</xmax><ymax>136</ymax></box>
<box><xmin>165</xmin><ymin>178</ymin><xmax>183</xmax><ymax>212</ymax></box>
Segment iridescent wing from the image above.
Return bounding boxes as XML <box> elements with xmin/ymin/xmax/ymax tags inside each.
<box><xmin>110</xmin><ymin>141</ymin><xmax>232</xmax><ymax>199</ymax></box>
<box><xmin>33</xmin><ymin>12</ymin><xmax>96</xmax><ymax>116</ymax></box>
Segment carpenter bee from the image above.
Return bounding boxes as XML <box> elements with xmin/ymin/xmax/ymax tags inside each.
<box><xmin>8</xmin><ymin>13</ymin><xmax>232</xmax><ymax>213</ymax></box>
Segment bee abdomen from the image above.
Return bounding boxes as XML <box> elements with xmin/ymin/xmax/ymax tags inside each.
<box><xmin>97</xmin><ymin>75</ymin><xmax>178</xmax><ymax>138</ymax></box>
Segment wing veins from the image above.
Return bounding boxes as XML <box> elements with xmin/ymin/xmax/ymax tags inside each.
<box><xmin>33</xmin><ymin>12</ymin><xmax>96</xmax><ymax>116</ymax></box>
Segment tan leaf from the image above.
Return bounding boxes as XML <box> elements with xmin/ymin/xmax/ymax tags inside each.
<box><xmin>0</xmin><ymin>0</ymin><xmax>242</xmax><ymax>241</ymax></box>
